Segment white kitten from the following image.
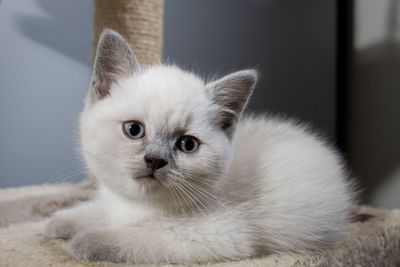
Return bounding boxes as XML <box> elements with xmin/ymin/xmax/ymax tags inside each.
<box><xmin>44</xmin><ymin>29</ymin><xmax>355</xmax><ymax>264</ymax></box>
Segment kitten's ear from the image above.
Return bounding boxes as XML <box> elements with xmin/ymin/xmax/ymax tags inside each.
<box><xmin>88</xmin><ymin>29</ymin><xmax>140</xmax><ymax>103</ymax></box>
<box><xmin>206</xmin><ymin>69</ymin><xmax>257</xmax><ymax>135</ymax></box>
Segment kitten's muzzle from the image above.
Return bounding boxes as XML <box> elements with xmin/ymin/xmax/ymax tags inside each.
<box><xmin>144</xmin><ymin>155</ymin><xmax>168</xmax><ymax>170</ymax></box>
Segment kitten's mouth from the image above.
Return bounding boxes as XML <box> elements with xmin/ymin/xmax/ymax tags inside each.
<box><xmin>135</xmin><ymin>173</ymin><xmax>162</xmax><ymax>185</ymax></box>
<box><xmin>137</xmin><ymin>174</ymin><xmax>156</xmax><ymax>179</ymax></box>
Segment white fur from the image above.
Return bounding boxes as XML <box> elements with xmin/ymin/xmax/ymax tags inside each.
<box><xmin>45</xmin><ymin>35</ymin><xmax>354</xmax><ymax>263</ymax></box>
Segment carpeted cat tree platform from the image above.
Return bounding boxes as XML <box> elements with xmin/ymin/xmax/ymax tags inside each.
<box><xmin>1</xmin><ymin>1</ymin><xmax>400</xmax><ymax>266</ymax></box>
<box><xmin>1</xmin><ymin>182</ymin><xmax>400</xmax><ymax>266</ymax></box>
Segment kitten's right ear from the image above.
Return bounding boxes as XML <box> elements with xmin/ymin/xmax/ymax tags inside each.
<box><xmin>88</xmin><ymin>29</ymin><xmax>140</xmax><ymax>104</ymax></box>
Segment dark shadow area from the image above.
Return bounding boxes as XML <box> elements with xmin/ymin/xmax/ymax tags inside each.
<box><xmin>345</xmin><ymin>0</ymin><xmax>400</xmax><ymax>204</ymax></box>
<box><xmin>336</xmin><ymin>0</ymin><xmax>354</xmax><ymax>151</ymax></box>
<box><xmin>347</xmin><ymin>41</ymin><xmax>400</xmax><ymax>203</ymax></box>
<box><xmin>14</xmin><ymin>0</ymin><xmax>92</xmax><ymax>66</ymax></box>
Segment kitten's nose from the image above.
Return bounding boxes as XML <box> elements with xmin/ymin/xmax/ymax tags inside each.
<box><xmin>144</xmin><ymin>155</ymin><xmax>168</xmax><ymax>170</ymax></box>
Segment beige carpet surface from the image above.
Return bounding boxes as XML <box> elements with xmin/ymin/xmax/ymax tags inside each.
<box><xmin>1</xmin><ymin>182</ymin><xmax>399</xmax><ymax>267</ymax></box>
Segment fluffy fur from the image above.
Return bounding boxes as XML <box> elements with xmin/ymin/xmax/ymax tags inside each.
<box><xmin>44</xmin><ymin>29</ymin><xmax>355</xmax><ymax>264</ymax></box>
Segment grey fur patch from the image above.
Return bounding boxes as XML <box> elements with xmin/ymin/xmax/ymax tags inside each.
<box><xmin>144</xmin><ymin>136</ymin><xmax>175</xmax><ymax>167</ymax></box>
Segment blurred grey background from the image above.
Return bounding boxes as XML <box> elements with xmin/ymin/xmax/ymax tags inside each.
<box><xmin>0</xmin><ymin>0</ymin><xmax>399</xmax><ymax>208</ymax></box>
<box><xmin>346</xmin><ymin>0</ymin><xmax>400</xmax><ymax>208</ymax></box>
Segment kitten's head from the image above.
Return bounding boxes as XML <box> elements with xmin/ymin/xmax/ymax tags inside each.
<box><xmin>80</xmin><ymin>29</ymin><xmax>257</xmax><ymax>202</ymax></box>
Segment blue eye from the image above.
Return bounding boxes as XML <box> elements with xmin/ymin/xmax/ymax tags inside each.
<box><xmin>123</xmin><ymin>121</ymin><xmax>145</xmax><ymax>139</ymax></box>
<box><xmin>177</xmin><ymin>136</ymin><xmax>199</xmax><ymax>153</ymax></box>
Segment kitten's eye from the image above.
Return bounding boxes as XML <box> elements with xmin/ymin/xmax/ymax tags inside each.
<box><xmin>123</xmin><ymin>121</ymin><xmax>145</xmax><ymax>139</ymax></box>
<box><xmin>177</xmin><ymin>136</ymin><xmax>199</xmax><ymax>153</ymax></box>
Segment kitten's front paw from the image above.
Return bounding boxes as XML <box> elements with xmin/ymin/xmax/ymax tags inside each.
<box><xmin>44</xmin><ymin>216</ymin><xmax>77</xmax><ymax>240</ymax></box>
<box><xmin>69</xmin><ymin>230</ymin><xmax>124</xmax><ymax>263</ymax></box>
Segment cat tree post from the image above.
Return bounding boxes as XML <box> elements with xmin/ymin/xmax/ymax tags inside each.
<box><xmin>92</xmin><ymin>0</ymin><xmax>164</xmax><ymax>65</ymax></box>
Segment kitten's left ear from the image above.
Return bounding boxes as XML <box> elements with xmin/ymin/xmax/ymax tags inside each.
<box><xmin>88</xmin><ymin>29</ymin><xmax>140</xmax><ymax>104</ymax></box>
<box><xmin>206</xmin><ymin>69</ymin><xmax>257</xmax><ymax>136</ymax></box>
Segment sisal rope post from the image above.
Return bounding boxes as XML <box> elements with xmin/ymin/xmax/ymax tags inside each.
<box><xmin>92</xmin><ymin>0</ymin><xmax>164</xmax><ymax>65</ymax></box>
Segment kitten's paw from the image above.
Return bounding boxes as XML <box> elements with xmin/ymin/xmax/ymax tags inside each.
<box><xmin>44</xmin><ymin>216</ymin><xmax>77</xmax><ymax>240</ymax></box>
<box><xmin>69</xmin><ymin>230</ymin><xmax>124</xmax><ymax>262</ymax></box>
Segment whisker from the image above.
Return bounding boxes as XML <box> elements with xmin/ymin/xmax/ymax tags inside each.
<box><xmin>47</xmin><ymin>169</ymin><xmax>88</xmax><ymax>184</ymax></box>
<box><xmin>168</xmin><ymin>186</ymin><xmax>179</xmax><ymax>215</ymax></box>
<box><xmin>174</xmin><ymin>182</ymin><xmax>200</xmax><ymax>216</ymax></box>
<box><xmin>46</xmin><ymin>162</ymin><xmax>79</xmax><ymax>182</ymax></box>
<box><xmin>183</xmin><ymin>173</ymin><xmax>231</xmax><ymax>203</ymax></box>
<box><xmin>180</xmin><ymin>179</ymin><xmax>221</xmax><ymax>210</ymax></box>
<box><xmin>178</xmin><ymin>181</ymin><xmax>210</xmax><ymax>216</ymax></box>
<box><xmin>170</xmin><ymin>181</ymin><xmax>188</xmax><ymax>216</ymax></box>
